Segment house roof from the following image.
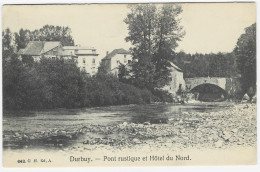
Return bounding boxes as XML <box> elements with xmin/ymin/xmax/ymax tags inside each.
<box><xmin>63</xmin><ymin>46</ymin><xmax>95</xmax><ymax>50</ymax></box>
<box><xmin>21</xmin><ymin>41</ymin><xmax>60</xmax><ymax>56</ymax></box>
<box><xmin>61</xmin><ymin>50</ymin><xmax>77</xmax><ymax>56</ymax></box>
<box><xmin>170</xmin><ymin>62</ymin><xmax>183</xmax><ymax>72</ymax></box>
<box><xmin>103</xmin><ymin>48</ymin><xmax>129</xmax><ymax>60</ymax></box>
<box><xmin>18</xmin><ymin>48</ymin><xmax>25</xmax><ymax>55</ymax></box>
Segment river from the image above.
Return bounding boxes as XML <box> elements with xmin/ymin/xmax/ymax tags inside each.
<box><xmin>3</xmin><ymin>102</ymin><xmax>233</xmax><ymax>133</ymax></box>
<box><xmin>3</xmin><ymin>102</ymin><xmax>232</xmax><ymax>133</ymax></box>
<box><xmin>3</xmin><ymin>102</ymin><xmax>257</xmax><ymax>167</ymax></box>
<box><xmin>3</xmin><ymin>102</ymin><xmax>235</xmax><ymax>150</ymax></box>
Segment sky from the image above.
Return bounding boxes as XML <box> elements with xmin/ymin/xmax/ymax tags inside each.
<box><xmin>2</xmin><ymin>3</ymin><xmax>256</xmax><ymax>61</ymax></box>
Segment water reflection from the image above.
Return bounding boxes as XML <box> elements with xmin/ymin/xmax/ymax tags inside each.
<box><xmin>3</xmin><ymin>102</ymin><xmax>233</xmax><ymax>132</ymax></box>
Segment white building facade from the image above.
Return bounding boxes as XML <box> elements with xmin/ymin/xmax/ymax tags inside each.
<box><xmin>101</xmin><ymin>48</ymin><xmax>132</xmax><ymax>76</ymax></box>
<box><xmin>162</xmin><ymin>62</ymin><xmax>186</xmax><ymax>95</ymax></box>
<box><xmin>62</xmin><ymin>46</ymin><xmax>99</xmax><ymax>75</ymax></box>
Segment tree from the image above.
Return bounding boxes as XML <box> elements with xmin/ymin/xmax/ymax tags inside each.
<box><xmin>15</xmin><ymin>25</ymin><xmax>74</xmax><ymax>49</ymax></box>
<box><xmin>3</xmin><ymin>56</ymin><xmax>25</xmax><ymax>110</ymax></box>
<box><xmin>234</xmin><ymin>23</ymin><xmax>256</xmax><ymax>95</ymax></box>
<box><xmin>174</xmin><ymin>51</ymin><xmax>238</xmax><ymax>78</ymax></box>
<box><xmin>15</xmin><ymin>29</ymin><xmax>31</xmax><ymax>51</ymax></box>
<box><xmin>2</xmin><ymin>28</ymin><xmax>16</xmax><ymax>63</ymax></box>
<box><xmin>35</xmin><ymin>57</ymin><xmax>85</xmax><ymax>109</ymax></box>
<box><xmin>124</xmin><ymin>4</ymin><xmax>157</xmax><ymax>89</ymax></box>
<box><xmin>124</xmin><ymin>4</ymin><xmax>185</xmax><ymax>90</ymax></box>
<box><xmin>153</xmin><ymin>5</ymin><xmax>185</xmax><ymax>87</ymax></box>
<box><xmin>118</xmin><ymin>63</ymin><xmax>130</xmax><ymax>83</ymax></box>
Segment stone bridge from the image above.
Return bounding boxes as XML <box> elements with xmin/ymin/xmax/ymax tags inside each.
<box><xmin>184</xmin><ymin>77</ymin><xmax>240</xmax><ymax>94</ymax></box>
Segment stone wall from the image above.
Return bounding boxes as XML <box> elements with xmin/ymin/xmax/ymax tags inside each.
<box><xmin>185</xmin><ymin>77</ymin><xmax>242</xmax><ymax>98</ymax></box>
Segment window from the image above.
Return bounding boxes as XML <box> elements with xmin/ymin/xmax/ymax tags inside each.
<box><xmin>92</xmin><ymin>58</ymin><xmax>95</xmax><ymax>64</ymax></box>
<box><xmin>128</xmin><ymin>60</ymin><xmax>131</xmax><ymax>64</ymax></box>
<box><xmin>124</xmin><ymin>55</ymin><xmax>127</xmax><ymax>63</ymax></box>
<box><xmin>83</xmin><ymin>58</ymin><xmax>85</xmax><ymax>63</ymax></box>
<box><xmin>82</xmin><ymin>67</ymin><xmax>86</xmax><ymax>72</ymax></box>
<box><xmin>52</xmin><ymin>56</ymin><xmax>56</xmax><ymax>60</ymax></box>
<box><xmin>92</xmin><ymin>66</ymin><xmax>96</xmax><ymax>74</ymax></box>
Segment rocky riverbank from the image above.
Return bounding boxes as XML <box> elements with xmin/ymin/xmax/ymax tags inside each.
<box><xmin>3</xmin><ymin>103</ymin><xmax>256</xmax><ymax>151</ymax></box>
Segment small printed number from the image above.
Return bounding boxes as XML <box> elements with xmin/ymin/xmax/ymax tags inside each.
<box><xmin>17</xmin><ymin>159</ymin><xmax>26</xmax><ymax>163</ymax></box>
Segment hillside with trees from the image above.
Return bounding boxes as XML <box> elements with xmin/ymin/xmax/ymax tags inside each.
<box><xmin>173</xmin><ymin>52</ymin><xmax>238</xmax><ymax>78</ymax></box>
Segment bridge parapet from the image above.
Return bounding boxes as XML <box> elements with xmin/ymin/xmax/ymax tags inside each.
<box><xmin>185</xmin><ymin>77</ymin><xmax>229</xmax><ymax>91</ymax></box>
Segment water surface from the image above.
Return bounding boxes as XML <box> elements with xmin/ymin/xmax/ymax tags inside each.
<box><xmin>3</xmin><ymin>102</ymin><xmax>233</xmax><ymax>134</ymax></box>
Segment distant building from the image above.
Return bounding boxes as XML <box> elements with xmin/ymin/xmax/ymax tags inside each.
<box><xmin>62</xmin><ymin>46</ymin><xmax>99</xmax><ymax>75</ymax></box>
<box><xmin>162</xmin><ymin>62</ymin><xmax>186</xmax><ymax>95</ymax></box>
<box><xmin>18</xmin><ymin>41</ymin><xmax>63</xmax><ymax>61</ymax></box>
<box><xmin>101</xmin><ymin>48</ymin><xmax>132</xmax><ymax>76</ymax></box>
<box><xmin>19</xmin><ymin>41</ymin><xmax>99</xmax><ymax>75</ymax></box>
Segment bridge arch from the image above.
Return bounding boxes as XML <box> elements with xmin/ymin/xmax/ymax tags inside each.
<box><xmin>185</xmin><ymin>77</ymin><xmax>227</xmax><ymax>91</ymax></box>
<box><xmin>189</xmin><ymin>83</ymin><xmax>227</xmax><ymax>101</ymax></box>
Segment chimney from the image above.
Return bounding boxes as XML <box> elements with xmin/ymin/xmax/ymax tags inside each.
<box><xmin>106</xmin><ymin>51</ymin><xmax>109</xmax><ymax>56</ymax></box>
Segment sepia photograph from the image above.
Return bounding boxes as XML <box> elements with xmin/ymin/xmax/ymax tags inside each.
<box><xmin>1</xmin><ymin>2</ymin><xmax>257</xmax><ymax>167</ymax></box>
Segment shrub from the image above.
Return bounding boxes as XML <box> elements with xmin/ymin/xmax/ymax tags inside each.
<box><xmin>3</xmin><ymin>57</ymin><xmax>172</xmax><ymax>111</ymax></box>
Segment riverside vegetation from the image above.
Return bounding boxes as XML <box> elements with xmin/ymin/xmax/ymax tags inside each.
<box><xmin>2</xmin><ymin>5</ymin><xmax>256</xmax><ymax>110</ymax></box>
<box><xmin>3</xmin><ymin>56</ymin><xmax>172</xmax><ymax>110</ymax></box>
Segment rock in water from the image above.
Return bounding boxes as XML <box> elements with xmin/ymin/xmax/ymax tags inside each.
<box><xmin>222</xmin><ymin>131</ymin><xmax>232</xmax><ymax>141</ymax></box>
<box><xmin>143</xmin><ymin>122</ymin><xmax>151</xmax><ymax>125</ymax></box>
<box><xmin>241</xmin><ymin>93</ymin><xmax>250</xmax><ymax>103</ymax></box>
<box><xmin>133</xmin><ymin>138</ymin><xmax>141</xmax><ymax>144</ymax></box>
<box><xmin>215</xmin><ymin>140</ymin><xmax>224</xmax><ymax>148</ymax></box>
<box><xmin>251</xmin><ymin>95</ymin><xmax>257</xmax><ymax>103</ymax></box>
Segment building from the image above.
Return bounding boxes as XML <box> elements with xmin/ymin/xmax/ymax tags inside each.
<box><xmin>19</xmin><ymin>41</ymin><xmax>99</xmax><ymax>75</ymax></box>
<box><xmin>62</xmin><ymin>46</ymin><xmax>99</xmax><ymax>75</ymax></box>
<box><xmin>162</xmin><ymin>62</ymin><xmax>186</xmax><ymax>95</ymax></box>
<box><xmin>18</xmin><ymin>41</ymin><xmax>63</xmax><ymax>61</ymax></box>
<box><xmin>101</xmin><ymin>48</ymin><xmax>132</xmax><ymax>76</ymax></box>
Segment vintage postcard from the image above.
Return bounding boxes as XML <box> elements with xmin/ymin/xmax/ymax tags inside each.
<box><xmin>1</xmin><ymin>2</ymin><xmax>257</xmax><ymax>167</ymax></box>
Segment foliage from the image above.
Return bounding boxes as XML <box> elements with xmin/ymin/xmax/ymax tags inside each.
<box><xmin>3</xmin><ymin>56</ymin><xmax>159</xmax><ymax>110</ymax></box>
<box><xmin>3</xmin><ymin>56</ymin><xmax>27</xmax><ymax>110</ymax></box>
<box><xmin>124</xmin><ymin>4</ymin><xmax>185</xmax><ymax>90</ymax></box>
<box><xmin>2</xmin><ymin>28</ymin><xmax>16</xmax><ymax>63</ymax></box>
<box><xmin>151</xmin><ymin>89</ymin><xmax>173</xmax><ymax>103</ymax></box>
<box><xmin>82</xmin><ymin>74</ymin><xmax>156</xmax><ymax>107</ymax></box>
<box><xmin>234</xmin><ymin>23</ymin><xmax>256</xmax><ymax>95</ymax></box>
<box><xmin>3</xmin><ymin>57</ymin><xmax>85</xmax><ymax>110</ymax></box>
<box><xmin>15</xmin><ymin>25</ymin><xmax>74</xmax><ymax>50</ymax></box>
<box><xmin>118</xmin><ymin>64</ymin><xmax>130</xmax><ymax>84</ymax></box>
<box><xmin>174</xmin><ymin>52</ymin><xmax>238</xmax><ymax>78</ymax></box>
<box><xmin>2</xmin><ymin>25</ymin><xmax>175</xmax><ymax>111</ymax></box>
